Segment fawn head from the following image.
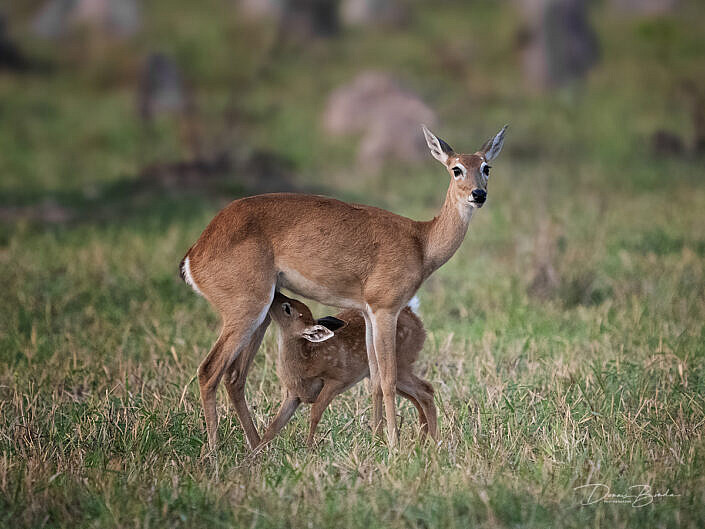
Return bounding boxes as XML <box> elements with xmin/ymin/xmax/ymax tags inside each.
<box><xmin>269</xmin><ymin>292</ymin><xmax>347</xmax><ymax>343</ymax></box>
<box><xmin>422</xmin><ymin>124</ymin><xmax>507</xmax><ymax>209</ymax></box>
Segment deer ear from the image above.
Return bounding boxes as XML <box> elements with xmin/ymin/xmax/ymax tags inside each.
<box><xmin>316</xmin><ymin>316</ymin><xmax>347</xmax><ymax>332</ymax></box>
<box><xmin>482</xmin><ymin>125</ymin><xmax>508</xmax><ymax>162</ymax></box>
<box><xmin>422</xmin><ymin>125</ymin><xmax>454</xmax><ymax>165</ymax></box>
<box><xmin>300</xmin><ymin>324</ymin><xmax>335</xmax><ymax>343</ymax></box>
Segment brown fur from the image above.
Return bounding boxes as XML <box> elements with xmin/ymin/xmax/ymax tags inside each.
<box><xmin>181</xmin><ymin>127</ymin><xmax>505</xmax><ymax>449</ymax></box>
<box><xmin>258</xmin><ymin>293</ymin><xmax>437</xmax><ymax>447</ymax></box>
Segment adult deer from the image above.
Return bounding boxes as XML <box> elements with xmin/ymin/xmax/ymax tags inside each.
<box><xmin>180</xmin><ymin>125</ymin><xmax>507</xmax><ymax>449</ymax></box>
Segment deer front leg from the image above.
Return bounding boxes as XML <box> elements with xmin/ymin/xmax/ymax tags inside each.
<box><xmin>362</xmin><ymin>312</ymin><xmax>383</xmax><ymax>436</ymax></box>
<box><xmin>370</xmin><ymin>309</ymin><xmax>399</xmax><ymax>447</ymax></box>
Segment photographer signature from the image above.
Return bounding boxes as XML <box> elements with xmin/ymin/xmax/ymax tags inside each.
<box><xmin>574</xmin><ymin>484</ymin><xmax>680</xmax><ymax>507</ymax></box>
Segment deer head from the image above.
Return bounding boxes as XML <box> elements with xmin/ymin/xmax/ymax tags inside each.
<box><xmin>422</xmin><ymin>124</ymin><xmax>508</xmax><ymax>210</ymax></box>
<box><xmin>269</xmin><ymin>292</ymin><xmax>347</xmax><ymax>343</ymax></box>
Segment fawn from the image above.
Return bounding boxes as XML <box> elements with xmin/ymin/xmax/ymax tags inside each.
<box><xmin>258</xmin><ymin>292</ymin><xmax>437</xmax><ymax>447</ymax></box>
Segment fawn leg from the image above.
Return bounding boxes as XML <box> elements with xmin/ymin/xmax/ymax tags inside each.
<box><xmin>307</xmin><ymin>380</ymin><xmax>346</xmax><ymax>447</ymax></box>
<box><xmin>397</xmin><ymin>386</ymin><xmax>429</xmax><ymax>437</ymax></box>
<box><xmin>258</xmin><ymin>392</ymin><xmax>301</xmax><ymax>448</ymax></box>
<box><xmin>398</xmin><ymin>373</ymin><xmax>437</xmax><ymax>441</ymax></box>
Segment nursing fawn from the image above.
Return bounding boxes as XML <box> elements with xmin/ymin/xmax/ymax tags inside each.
<box><xmin>258</xmin><ymin>292</ymin><xmax>437</xmax><ymax>447</ymax></box>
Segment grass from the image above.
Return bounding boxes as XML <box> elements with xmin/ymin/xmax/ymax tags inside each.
<box><xmin>1</xmin><ymin>0</ymin><xmax>705</xmax><ymax>527</ymax></box>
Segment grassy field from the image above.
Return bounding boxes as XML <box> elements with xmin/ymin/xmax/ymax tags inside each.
<box><xmin>2</xmin><ymin>1</ymin><xmax>705</xmax><ymax>527</ymax></box>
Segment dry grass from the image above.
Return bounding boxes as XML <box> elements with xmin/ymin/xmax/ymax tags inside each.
<box><xmin>2</xmin><ymin>1</ymin><xmax>705</xmax><ymax>527</ymax></box>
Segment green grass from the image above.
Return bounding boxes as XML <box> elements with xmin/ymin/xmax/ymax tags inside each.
<box><xmin>2</xmin><ymin>1</ymin><xmax>705</xmax><ymax>527</ymax></box>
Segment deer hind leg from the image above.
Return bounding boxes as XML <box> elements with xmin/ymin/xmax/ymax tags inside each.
<box><xmin>198</xmin><ymin>292</ymin><xmax>274</xmax><ymax>451</ymax></box>
<box><xmin>370</xmin><ymin>309</ymin><xmax>399</xmax><ymax>447</ymax></box>
<box><xmin>362</xmin><ymin>312</ymin><xmax>383</xmax><ymax>437</ymax></box>
<box><xmin>397</xmin><ymin>372</ymin><xmax>437</xmax><ymax>441</ymax></box>
<box><xmin>224</xmin><ymin>314</ymin><xmax>271</xmax><ymax>450</ymax></box>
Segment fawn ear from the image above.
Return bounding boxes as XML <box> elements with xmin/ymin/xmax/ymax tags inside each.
<box><xmin>316</xmin><ymin>316</ymin><xmax>347</xmax><ymax>332</ymax></box>
<box><xmin>300</xmin><ymin>324</ymin><xmax>335</xmax><ymax>343</ymax></box>
<box><xmin>422</xmin><ymin>125</ymin><xmax>454</xmax><ymax>165</ymax></box>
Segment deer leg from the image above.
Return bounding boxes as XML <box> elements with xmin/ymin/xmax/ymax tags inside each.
<box><xmin>198</xmin><ymin>325</ymin><xmax>254</xmax><ymax>451</ymax></box>
<box><xmin>362</xmin><ymin>312</ymin><xmax>383</xmax><ymax>436</ymax></box>
<box><xmin>198</xmin><ymin>294</ymin><xmax>273</xmax><ymax>451</ymax></box>
<box><xmin>415</xmin><ymin>376</ymin><xmax>437</xmax><ymax>442</ymax></box>
<box><xmin>398</xmin><ymin>373</ymin><xmax>437</xmax><ymax>442</ymax></box>
<box><xmin>396</xmin><ymin>386</ymin><xmax>429</xmax><ymax>437</ymax></box>
<box><xmin>370</xmin><ymin>309</ymin><xmax>399</xmax><ymax>447</ymax></box>
<box><xmin>258</xmin><ymin>392</ymin><xmax>301</xmax><ymax>448</ymax></box>
<box><xmin>398</xmin><ymin>372</ymin><xmax>437</xmax><ymax>441</ymax></box>
<box><xmin>224</xmin><ymin>314</ymin><xmax>271</xmax><ymax>449</ymax></box>
<box><xmin>307</xmin><ymin>380</ymin><xmax>346</xmax><ymax>447</ymax></box>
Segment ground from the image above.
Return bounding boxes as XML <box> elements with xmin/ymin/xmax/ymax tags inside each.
<box><xmin>1</xmin><ymin>1</ymin><xmax>704</xmax><ymax>527</ymax></box>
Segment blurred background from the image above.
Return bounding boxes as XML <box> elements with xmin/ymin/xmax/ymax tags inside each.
<box><xmin>2</xmin><ymin>1</ymin><xmax>705</xmax><ymax>526</ymax></box>
<box><xmin>1</xmin><ymin>0</ymin><xmax>702</xmax><ymax>212</ymax></box>
<box><xmin>1</xmin><ymin>0</ymin><xmax>702</xmax><ymax>280</ymax></box>
<box><xmin>2</xmin><ymin>0</ymin><xmax>703</xmax><ymax>327</ymax></box>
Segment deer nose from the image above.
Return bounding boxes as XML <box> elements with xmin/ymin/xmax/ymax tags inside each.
<box><xmin>471</xmin><ymin>189</ymin><xmax>487</xmax><ymax>203</ymax></box>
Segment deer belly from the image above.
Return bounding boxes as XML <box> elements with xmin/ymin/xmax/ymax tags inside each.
<box><xmin>277</xmin><ymin>267</ymin><xmax>363</xmax><ymax>309</ymax></box>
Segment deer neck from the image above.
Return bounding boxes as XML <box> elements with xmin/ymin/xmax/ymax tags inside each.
<box><xmin>278</xmin><ymin>333</ymin><xmax>301</xmax><ymax>361</ymax></box>
<box><xmin>422</xmin><ymin>185</ymin><xmax>474</xmax><ymax>277</ymax></box>
<box><xmin>279</xmin><ymin>333</ymin><xmax>315</xmax><ymax>362</ymax></box>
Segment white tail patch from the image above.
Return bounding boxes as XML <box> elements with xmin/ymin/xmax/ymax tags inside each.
<box><xmin>182</xmin><ymin>256</ymin><xmax>203</xmax><ymax>296</ymax></box>
<box><xmin>407</xmin><ymin>295</ymin><xmax>420</xmax><ymax>314</ymax></box>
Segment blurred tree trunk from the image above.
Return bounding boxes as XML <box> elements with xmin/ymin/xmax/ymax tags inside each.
<box><xmin>610</xmin><ymin>0</ymin><xmax>678</xmax><ymax>15</ymax></box>
<box><xmin>516</xmin><ymin>0</ymin><xmax>599</xmax><ymax>91</ymax></box>
<box><xmin>285</xmin><ymin>0</ymin><xmax>340</xmax><ymax>37</ymax></box>
<box><xmin>238</xmin><ymin>0</ymin><xmax>340</xmax><ymax>40</ymax></box>
<box><xmin>0</xmin><ymin>14</ymin><xmax>31</xmax><ymax>72</ymax></box>
<box><xmin>340</xmin><ymin>0</ymin><xmax>409</xmax><ymax>28</ymax></box>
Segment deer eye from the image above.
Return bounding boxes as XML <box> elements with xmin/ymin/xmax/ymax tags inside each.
<box><xmin>452</xmin><ymin>167</ymin><xmax>463</xmax><ymax>179</ymax></box>
<box><xmin>482</xmin><ymin>163</ymin><xmax>491</xmax><ymax>177</ymax></box>
<box><xmin>282</xmin><ymin>303</ymin><xmax>291</xmax><ymax>316</ymax></box>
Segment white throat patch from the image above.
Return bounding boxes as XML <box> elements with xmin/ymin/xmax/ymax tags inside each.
<box><xmin>456</xmin><ymin>200</ymin><xmax>475</xmax><ymax>222</ymax></box>
<box><xmin>182</xmin><ymin>256</ymin><xmax>203</xmax><ymax>296</ymax></box>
